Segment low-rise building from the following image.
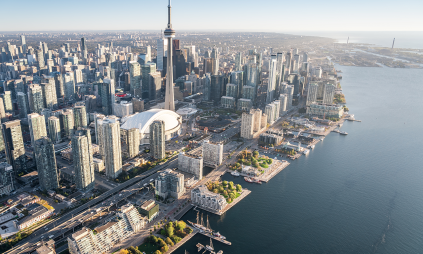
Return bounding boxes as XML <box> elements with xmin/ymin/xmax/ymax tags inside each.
<box><xmin>306</xmin><ymin>102</ymin><xmax>344</xmax><ymax>119</ymax></box>
<box><xmin>191</xmin><ymin>185</ymin><xmax>227</xmax><ymax>214</ymax></box>
<box><xmin>138</xmin><ymin>200</ymin><xmax>159</xmax><ymax>222</ymax></box>
<box><xmin>14</xmin><ymin>206</ymin><xmax>54</xmax><ymax>230</ymax></box>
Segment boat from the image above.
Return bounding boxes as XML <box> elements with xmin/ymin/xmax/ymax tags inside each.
<box><xmin>244</xmin><ymin>177</ymin><xmax>254</xmax><ymax>183</ymax></box>
<box><xmin>340</xmin><ymin>131</ymin><xmax>348</xmax><ymax>135</ymax></box>
<box><xmin>309</xmin><ymin>145</ymin><xmax>315</xmax><ymax>149</ymax></box>
<box><xmin>213</xmin><ymin>231</ymin><xmax>226</xmax><ymax>240</ymax></box>
<box><xmin>303</xmin><ymin>149</ymin><xmax>309</xmax><ymax>155</ymax></box>
<box><xmin>188</xmin><ymin>212</ymin><xmax>211</xmax><ymax>233</ymax></box>
<box><xmin>347</xmin><ymin>114</ymin><xmax>355</xmax><ymax>121</ymax></box>
<box><xmin>251</xmin><ymin>178</ymin><xmax>262</xmax><ymax>184</ymax></box>
<box><xmin>196</xmin><ymin>243</ymin><xmax>204</xmax><ymax>252</ymax></box>
<box><xmin>231</xmin><ymin>171</ymin><xmax>240</xmax><ymax>176</ymax></box>
<box><xmin>206</xmin><ymin>238</ymin><xmax>214</xmax><ymax>251</ymax></box>
<box><xmin>217</xmin><ymin>251</ymin><xmax>223</xmax><ymax>254</ymax></box>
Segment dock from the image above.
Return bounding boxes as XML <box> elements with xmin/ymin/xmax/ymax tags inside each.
<box><xmin>256</xmin><ymin>160</ymin><xmax>290</xmax><ymax>183</ymax></box>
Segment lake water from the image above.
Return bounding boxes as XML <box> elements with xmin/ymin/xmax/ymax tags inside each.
<box><xmin>173</xmin><ymin>65</ymin><xmax>423</xmax><ymax>254</ymax></box>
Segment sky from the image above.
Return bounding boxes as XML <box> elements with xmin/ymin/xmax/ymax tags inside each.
<box><xmin>0</xmin><ymin>0</ymin><xmax>422</xmax><ymax>32</ymax></box>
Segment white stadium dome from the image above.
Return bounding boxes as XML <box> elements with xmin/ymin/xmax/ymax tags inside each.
<box><xmin>121</xmin><ymin>109</ymin><xmax>182</xmax><ymax>144</ymax></box>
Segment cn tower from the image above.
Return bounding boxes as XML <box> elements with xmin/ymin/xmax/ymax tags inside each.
<box><xmin>164</xmin><ymin>0</ymin><xmax>175</xmax><ymax>111</ymax></box>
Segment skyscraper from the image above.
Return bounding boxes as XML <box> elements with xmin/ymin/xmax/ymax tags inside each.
<box><xmin>64</xmin><ymin>72</ymin><xmax>75</xmax><ymax>101</ymax></box>
<box><xmin>16</xmin><ymin>92</ymin><xmax>29</xmax><ymax>118</ymax></box>
<box><xmin>34</xmin><ymin>137</ymin><xmax>59</xmax><ymax>191</ymax></box>
<box><xmin>141</xmin><ymin>63</ymin><xmax>156</xmax><ymax>99</ymax></box>
<box><xmin>230</xmin><ymin>71</ymin><xmax>244</xmax><ymax>99</ymax></box>
<box><xmin>28</xmin><ymin>113</ymin><xmax>47</xmax><ymax>151</ymax></box>
<box><xmin>0</xmin><ymin>97</ymin><xmax>6</xmax><ymax>120</ymax></box>
<box><xmin>20</xmin><ymin>35</ymin><xmax>27</xmax><ymax>54</ymax></box>
<box><xmin>102</xmin><ymin>117</ymin><xmax>122</xmax><ymax>179</ymax></box>
<box><xmin>2</xmin><ymin>91</ymin><xmax>13</xmax><ymax>113</ymax></box>
<box><xmin>48</xmin><ymin>116</ymin><xmax>61</xmax><ymax>144</ymax></box>
<box><xmin>3</xmin><ymin>120</ymin><xmax>27</xmax><ymax>174</ymax></box>
<box><xmin>81</xmin><ymin>37</ymin><xmax>88</xmax><ymax>61</ymax></box>
<box><xmin>28</xmin><ymin>84</ymin><xmax>44</xmax><ymax>114</ymax></box>
<box><xmin>129</xmin><ymin>61</ymin><xmax>141</xmax><ymax>97</ymax></box>
<box><xmin>307</xmin><ymin>83</ymin><xmax>318</xmax><ymax>106</ymax></box>
<box><xmin>150</xmin><ymin>120</ymin><xmax>165</xmax><ymax>160</ymax></box>
<box><xmin>61</xmin><ymin>109</ymin><xmax>74</xmax><ymax>138</ymax></box>
<box><xmin>36</xmin><ymin>49</ymin><xmax>45</xmax><ymax>69</ymax></box>
<box><xmin>164</xmin><ymin>0</ymin><xmax>175</xmax><ymax>111</ymax></box>
<box><xmin>211</xmin><ymin>47</ymin><xmax>219</xmax><ymax>75</ymax></box>
<box><xmin>121</xmin><ymin>128</ymin><xmax>140</xmax><ymax>159</ymax></box>
<box><xmin>72</xmin><ymin>129</ymin><xmax>95</xmax><ymax>191</ymax></box>
<box><xmin>100</xmin><ymin>79</ymin><xmax>115</xmax><ymax>115</ymax></box>
<box><xmin>73</xmin><ymin>106</ymin><xmax>87</xmax><ymax>129</ymax></box>
<box><xmin>157</xmin><ymin>38</ymin><xmax>167</xmax><ymax>71</ymax></box>
<box><xmin>40</xmin><ymin>82</ymin><xmax>57</xmax><ymax>109</ymax></box>
<box><xmin>266</xmin><ymin>56</ymin><xmax>277</xmax><ymax>103</ymax></box>
<box><xmin>235</xmin><ymin>52</ymin><xmax>242</xmax><ymax>71</ymax></box>
<box><xmin>210</xmin><ymin>75</ymin><xmax>223</xmax><ymax>105</ymax></box>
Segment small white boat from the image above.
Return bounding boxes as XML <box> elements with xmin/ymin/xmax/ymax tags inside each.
<box><xmin>310</xmin><ymin>145</ymin><xmax>315</xmax><ymax>149</ymax></box>
<box><xmin>303</xmin><ymin>150</ymin><xmax>309</xmax><ymax>155</ymax></box>
<box><xmin>340</xmin><ymin>131</ymin><xmax>348</xmax><ymax>135</ymax></box>
<box><xmin>231</xmin><ymin>171</ymin><xmax>240</xmax><ymax>176</ymax></box>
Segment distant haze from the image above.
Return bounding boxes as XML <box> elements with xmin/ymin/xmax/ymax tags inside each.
<box><xmin>0</xmin><ymin>0</ymin><xmax>422</xmax><ymax>32</ymax></box>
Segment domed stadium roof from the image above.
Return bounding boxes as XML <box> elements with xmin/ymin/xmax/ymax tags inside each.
<box><xmin>121</xmin><ymin>109</ymin><xmax>181</xmax><ymax>135</ymax></box>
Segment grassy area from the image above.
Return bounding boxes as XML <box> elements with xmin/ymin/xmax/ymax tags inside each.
<box><xmin>138</xmin><ymin>242</ymin><xmax>159</xmax><ymax>253</ymax></box>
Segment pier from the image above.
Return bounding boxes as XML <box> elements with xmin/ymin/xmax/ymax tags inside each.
<box><xmin>256</xmin><ymin>160</ymin><xmax>290</xmax><ymax>183</ymax></box>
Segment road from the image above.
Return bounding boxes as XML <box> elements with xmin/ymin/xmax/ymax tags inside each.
<box><xmin>5</xmin><ymin>158</ymin><xmax>178</xmax><ymax>254</ymax></box>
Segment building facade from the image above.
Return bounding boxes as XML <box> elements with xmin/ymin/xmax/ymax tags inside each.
<box><xmin>34</xmin><ymin>137</ymin><xmax>59</xmax><ymax>191</ymax></box>
<box><xmin>191</xmin><ymin>185</ymin><xmax>227</xmax><ymax>214</ymax></box>
<box><xmin>150</xmin><ymin>120</ymin><xmax>165</xmax><ymax>159</ymax></box>
<box><xmin>202</xmin><ymin>140</ymin><xmax>223</xmax><ymax>166</ymax></box>
<box><xmin>178</xmin><ymin>152</ymin><xmax>203</xmax><ymax>180</ymax></box>
<box><xmin>155</xmin><ymin>169</ymin><xmax>185</xmax><ymax>199</ymax></box>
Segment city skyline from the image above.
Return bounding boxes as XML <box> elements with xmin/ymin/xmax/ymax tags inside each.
<box><xmin>0</xmin><ymin>0</ymin><xmax>421</xmax><ymax>32</ymax></box>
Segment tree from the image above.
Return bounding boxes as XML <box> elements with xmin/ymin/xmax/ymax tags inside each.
<box><xmin>166</xmin><ymin>237</ymin><xmax>174</xmax><ymax>246</ymax></box>
<box><xmin>166</xmin><ymin>226</ymin><xmax>174</xmax><ymax>237</ymax></box>
<box><xmin>236</xmin><ymin>184</ymin><xmax>242</xmax><ymax>192</ymax></box>
<box><xmin>253</xmin><ymin>150</ymin><xmax>259</xmax><ymax>158</ymax></box>
<box><xmin>222</xmin><ymin>181</ymin><xmax>228</xmax><ymax>186</ymax></box>
<box><xmin>153</xmin><ymin>251</ymin><xmax>162</xmax><ymax>254</ymax></box>
<box><xmin>120</xmin><ymin>250</ymin><xmax>129</xmax><ymax>254</ymax></box>
<box><xmin>161</xmin><ymin>245</ymin><xmax>169</xmax><ymax>253</ymax></box>
<box><xmin>176</xmin><ymin>221</ymin><xmax>186</xmax><ymax>231</ymax></box>
<box><xmin>223</xmin><ymin>190</ymin><xmax>228</xmax><ymax>196</ymax></box>
<box><xmin>213</xmin><ymin>189</ymin><xmax>218</xmax><ymax>193</ymax></box>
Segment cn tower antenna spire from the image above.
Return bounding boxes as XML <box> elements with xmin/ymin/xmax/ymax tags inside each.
<box><xmin>164</xmin><ymin>0</ymin><xmax>176</xmax><ymax>111</ymax></box>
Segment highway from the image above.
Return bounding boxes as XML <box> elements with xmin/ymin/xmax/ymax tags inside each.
<box><xmin>6</xmin><ymin>157</ymin><xmax>178</xmax><ymax>254</ymax></box>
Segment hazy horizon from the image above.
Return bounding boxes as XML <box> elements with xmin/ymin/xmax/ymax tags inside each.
<box><xmin>0</xmin><ymin>0</ymin><xmax>421</xmax><ymax>32</ymax></box>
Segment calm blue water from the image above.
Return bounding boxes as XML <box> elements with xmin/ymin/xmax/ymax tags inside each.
<box><xmin>174</xmin><ymin>65</ymin><xmax>423</xmax><ymax>254</ymax></box>
<box><xmin>291</xmin><ymin>31</ymin><xmax>423</xmax><ymax>49</ymax></box>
